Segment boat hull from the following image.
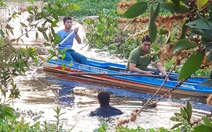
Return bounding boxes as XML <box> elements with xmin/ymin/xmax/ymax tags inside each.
<box><xmin>43</xmin><ymin>59</ymin><xmax>212</xmax><ymax>98</ymax></box>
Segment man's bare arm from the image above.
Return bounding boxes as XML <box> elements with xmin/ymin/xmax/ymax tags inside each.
<box><xmin>129</xmin><ymin>63</ymin><xmax>153</xmax><ymax>75</ymax></box>
<box><xmin>156</xmin><ymin>62</ymin><xmax>167</xmax><ymax>76</ymax></box>
<box><xmin>74</xmin><ymin>27</ymin><xmax>82</xmax><ymax>44</ymax></box>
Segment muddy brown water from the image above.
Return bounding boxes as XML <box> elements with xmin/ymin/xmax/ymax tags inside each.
<box><xmin>12</xmin><ymin>66</ymin><xmax>212</xmax><ymax>132</ymax></box>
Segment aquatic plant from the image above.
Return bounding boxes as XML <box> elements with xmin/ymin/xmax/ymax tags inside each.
<box><xmin>0</xmin><ymin>106</ymin><xmax>74</xmax><ymax>132</ymax></box>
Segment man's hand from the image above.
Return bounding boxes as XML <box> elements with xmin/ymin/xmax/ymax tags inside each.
<box><xmin>74</xmin><ymin>27</ymin><xmax>79</xmax><ymax>34</ymax></box>
<box><xmin>144</xmin><ymin>71</ymin><xmax>154</xmax><ymax>75</ymax></box>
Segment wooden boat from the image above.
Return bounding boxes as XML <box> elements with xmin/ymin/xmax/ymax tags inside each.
<box><xmin>43</xmin><ymin>58</ymin><xmax>212</xmax><ymax>97</ymax></box>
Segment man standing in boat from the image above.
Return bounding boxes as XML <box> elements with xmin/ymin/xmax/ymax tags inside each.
<box><xmin>127</xmin><ymin>35</ymin><xmax>167</xmax><ymax>77</ymax></box>
<box><xmin>57</xmin><ymin>16</ymin><xmax>88</xmax><ymax>64</ymax></box>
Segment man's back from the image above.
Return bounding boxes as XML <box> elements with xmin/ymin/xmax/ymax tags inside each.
<box><xmin>89</xmin><ymin>105</ymin><xmax>123</xmax><ymax>117</ymax></box>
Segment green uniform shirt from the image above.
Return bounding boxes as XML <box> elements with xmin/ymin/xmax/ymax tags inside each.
<box><xmin>127</xmin><ymin>46</ymin><xmax>159</xmax><ymax>70</ymax></box>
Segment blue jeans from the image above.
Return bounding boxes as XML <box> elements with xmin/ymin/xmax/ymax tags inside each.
<box><xmin>63</xmin><ymin>49</ymin><xmax>88</xmax><ymax>64</ymax></box>
<box><xmin>146</xmin><ymin>68</ymin><xmax>160</xmax><ymax>75</ymax></box>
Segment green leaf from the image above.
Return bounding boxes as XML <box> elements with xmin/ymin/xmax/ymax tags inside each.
<box><xmin>52</xmin><ymin>12</ymin><xmax>58</xmax><ymax>20</ymax></box>
<box><xmin>202</xmin><ymin>29</ymin><xmax>212</xmax><ymax>40</ymax></box>
<box><xmin>151</xmin><ymin>3</ymin><xmax>160</xmax><ymax>24</ymax></box>
<box><xmin>186</xmin><ymin>19</ymin><xmax>212</xmax><ymax>29</ymax></box>
<box><xmin>171</xmin><ymin>0</ymin><xmax>180</xmax><ymax>6</ymax></box>
<box><xmin>25</xmin><ymin>33</ymin><xmax>29</xmax><ymax>38</ymax></box>
<box><xmin>25</xmin><ymin>6</ymin><xmax>32</xmax><ymax>11</ymax></box>
<box><xmin>30</xmin><ymin>0</ymin><xmax>34</xmax><ymax>4</ymax></box>
<box><xmin>203</xmin><ymin>116</ymin><xmax>212</xmax><ymax>127</ymax></box>
<box><xmin>171</xmin><ymin>123</ymin><xmax>183</xmax><ymax>129</ymax></box>
<box><xmin>73</xmin><ymin>3</ymin><xmax>81</xmax><ymax>10</ymax></box>
<box><xmin>186</xmin><ymin>101</ymin><xmax>192</xmax><ymax>120</ymax></box>
<box><xmin>207</xmin><ymin>3</ymin><xmax>212</xmax><ymax>21</ymax></box>
<box><xmin>61</xmin><ymin>64</ymin><xmax>66</xmax><ymax>70</ymax></box>
<box><xmin>44</xmin><ymin>42</ymin><xmax>51</xmax><ymax>46</ymax></box>
<box><xmin>35</xmin><ymin>32</ymin><xmax>38</xmax><ymax>39</ymax></box>
<box><xmin>178</xmin><ymin>50</ymin><xmax>205</xmax><ymax>81</ymax></box>
<box><xmin>20</xmin><ymin>48</ymin><xmax>27</xmax><ymax>53</ymax></box>
<box><xmin>47</xmin><ymin>55</ymin><xmax>54</xmax><ymax>61</ymax></box>
<box><xmin>123</xmin><ymin>2</ymin><xmax>148</xmax><ymax>19</ymax></box>
<box><xmin>48</xmin><ymin>50</ymin><xmax>56</xmax><ymax>56</ymax></box>
<box><xmin>149</xmin><ymin>21</ymin><xmax>157</xmax><ymax>43</ymax></box>
<box><xmin>42</xmin><ymin>31</ymin><xmax>49</xmax><ymax>41</ymax></box>
<box><xmin>180</xmin><ymin>108</ymin><xmax>188</xmax><ymax>119</ymax></box>
<box><xmin>38</xmin><ymin>55</ymin><xmax>46</xmax><ymax>62</ymax></box>
<box><xmin>194</xmin><ymin>124</ymin><xmax>212</xmax><ymax>132</ymax></box>
<box><xmin>160</xmin><ymin>2</ymin><xmax>188</xmax><ymax>13</ymax></box>
<box><xmin>170</xmin><ymin>117</ymin><xmax>179</xmax><ymax>121</ymax></box>
<box><xmin>20</xmin><ymin>22</ymin><xmax>27</xmax><ymax>27</ymax></box>
<box><xmin>206</xmin><ymin>51</ymin><xmax>212</xmax><ymax>63</ymax></box>
<box><xmin>180</xmin><ymin>24</ymin><xmax>187</xmax><ymax>39</ymax></box>
<box><xmin>149</xmin><ymin>4</ymin><xmax>154</xmax><ymax>18</ymax></box>
<box><xmin>53</xmin><ymin>33</ymin><xmax>61</xmax><ymax>46</ymax></box>
<box><xmin>197</xmin><ymin>0</ymin><xmax>208</xmax><ymax>10</ymax></box>
<box><xmin>84</xmin><ymin>18</ymin><xmax>92</xmax><ymax>25</ymax></box>
<box><xmin>149</xmin><ymin>3</ymin><xmax>160</xmax><ymax>42</ymax></box>
<box><xmin>61</xmin><ymin>53</ymin><xmax>66</xmax><ymax>60</ymax></box>
<box><xmin>0</xmin><ymin>29</ymin><xmax>5</xmax><ymax>38</ymax></box>
<box><xmin>173</xmin><ymin>39</ymin><xmax>197</xmax><ymax>53</ymax></box>
<box><xmin>33</xmin><ymin>58</ymin><xmax>38</xmax><ymax>65</ymax></box>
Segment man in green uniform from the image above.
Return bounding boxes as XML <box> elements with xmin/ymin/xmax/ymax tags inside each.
<box><xmin>127</xmin><ymin>35</ymin><xmax>167</xmax><ymax>76</ymax></box>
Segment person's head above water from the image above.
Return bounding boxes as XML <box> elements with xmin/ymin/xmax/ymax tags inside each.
<box><xmin>97</xmin><ymin>91</ymin><xmax>110</xmax><ymax>106</ymax></box>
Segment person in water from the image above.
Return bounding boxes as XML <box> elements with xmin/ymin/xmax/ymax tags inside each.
<box><xmin>89</xmin><ymin>91</ymin><xmax>123</xmax><ymax>117</ymax></box>
<box><xmin>57</xmin><ymin>16</ymin><xmax>87</xmax><ymax>64</ymax></box>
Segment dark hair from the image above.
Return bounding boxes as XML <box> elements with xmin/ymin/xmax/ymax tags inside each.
<box><xmin>63</xmin><ymin>16</ymin><xmax>72</xmax><ymax>24</ymax></box>
<box><xmin>98</xmin><ymin>91</ymin><xmax>110</xmax><ymax>106</ymax></box>
<box><xmin>142</xmin><ymin>35</ymin><xmax>152</xmax><ymax>43</ymax></box>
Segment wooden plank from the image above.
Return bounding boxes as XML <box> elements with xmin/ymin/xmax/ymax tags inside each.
<box><xmin>43</xmin><ymin>67</ymin><xmax>209</xmax><ymax>98</ymax></box>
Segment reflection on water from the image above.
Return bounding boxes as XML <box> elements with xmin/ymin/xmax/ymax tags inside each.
<box><xmin>45</xmin><ymin>73</ymin><xmax>212</xmax><ymax>112</ymax></box>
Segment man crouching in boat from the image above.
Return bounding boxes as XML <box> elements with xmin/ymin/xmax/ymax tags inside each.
<box><xmin>89</xmin><ymin>91</ymin><xmax>123</xmax><ymax>117</ymax></box>
<box><xmin>127</xmin><ymin>35</ymin><xmax>167</xmax><ymax>77</ymax></box>
<box><xmin>57</xmin><ymin>16</ymin><xmax>88</xmax><ymax>64</ymax></box>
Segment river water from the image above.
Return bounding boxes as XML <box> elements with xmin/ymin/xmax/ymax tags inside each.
<box><xmin>12</xmin><ymin>56</ymin><xmax>212</xmax><ymax>132</ymax></box>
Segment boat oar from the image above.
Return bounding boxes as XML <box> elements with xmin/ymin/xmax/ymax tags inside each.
<box><xmin>31</xmin><ymin>30</ymin><xmax>75</xmax><ymax>74</ymax></box>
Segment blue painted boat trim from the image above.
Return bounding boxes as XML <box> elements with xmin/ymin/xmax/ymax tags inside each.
<box><xmin>47</xmin><ymin>59</ymin><xmax>212</xmax><ymax>94</ymax></box>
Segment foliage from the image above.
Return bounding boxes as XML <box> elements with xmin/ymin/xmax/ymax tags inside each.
<box><xmin>44</xmin><ymin>0</ymin><xmax>120</xmax><ymax>18</ymax></box>
<box><xmin>95</xmin><ymin>122</ymin><xmax>180</xmax><ymax>132</ymax></box>
<box><xmin>170</xmin><ymin>101</ymin><xmax>212</xmax><ymax>132</ymax></box>
<box><xmin>194</xmin><ymin>116</ymin><xmax>212</xmax><ymax>132</ymax></box>
<box><xmin>178</xmin><ymin>50</ymin><xmax>204</xmax><ymax>81</ymax></box>
<box><xmin>0</xmin><ymin>104</ymin><xmax>17</xmax><ymax>120</ymax></box>
<box><xmin>170</xmin><ymin>101</ymin><xmax>193</xmax><ymax>131</ymax></box>
<box><xmin>122</xmin><ymin>0</ymin><xmax>212</xmax><ymax>81</ymax></box>
<box><xmin>84</xmin><ymin>10</ymin><xmax>139</xmax><ymax>58</ymax></box>
<box><xmin>0</xmin><ymin>105</ymin><xmax>71</xmax><ymax>132</ymax></box>
<box><xmin>84</xmin><ymin>0</ymin><xmax>211</xmax><ymax>77</ymax></box>
<box><xmin>0</xmin><ymin>0</ymin><xmax>77</xmax><ymax>105</ymax></box>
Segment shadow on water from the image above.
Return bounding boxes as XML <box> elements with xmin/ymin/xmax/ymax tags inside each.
<box><xmin>45</xmin><ymin>72</ymin><xmax>212</xmax><ymax>112</ymax></box>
